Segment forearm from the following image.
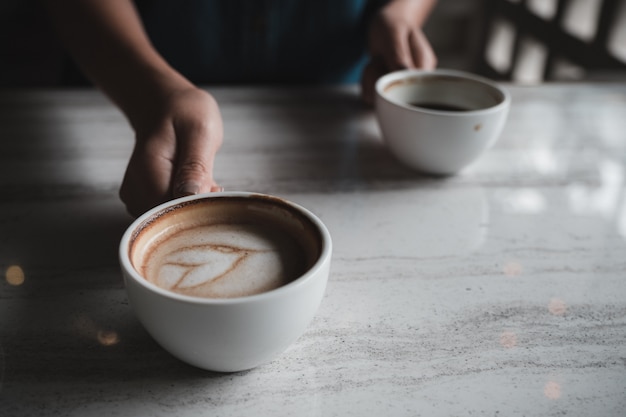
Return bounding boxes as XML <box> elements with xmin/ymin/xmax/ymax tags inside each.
<box><xmin>44</xmin><ymin>0</ymin><xmax>191</xmax><ymax>125</ymax></box>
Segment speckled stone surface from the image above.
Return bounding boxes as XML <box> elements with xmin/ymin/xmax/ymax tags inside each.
<box><xmin>1</xmin><ymin>85</ymin><xmax>625</xmax><ymax>416</ymax></box>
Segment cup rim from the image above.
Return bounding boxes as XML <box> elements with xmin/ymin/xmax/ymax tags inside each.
<box><xmin>375</xmin><ymin>68</ymin><xmax>511</xmax><ymax>116</ymax></box>
<box><xmin>119</xmin><ymin>191</ymin><xmax>332</xmax><ymax>305</ymax></box>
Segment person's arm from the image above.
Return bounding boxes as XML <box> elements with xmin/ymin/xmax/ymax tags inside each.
<box><xmin>44</xmin><ymin>0</ymin><xmax>223</xmax><ymax>217</ymax></box>
<box><xmin>361</xmin><ymin>0</ymin><xmax>438</xmax><ymax>104</ymax></box>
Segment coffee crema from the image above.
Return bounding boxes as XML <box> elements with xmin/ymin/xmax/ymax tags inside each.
<box><xmin>408</xmin><ymin>102</ymin><xmax>472</xmax><ymax>112</ymax></box>
<box><xmin>130</xmin><ymin>197</ymin><xmax>321</xmax><ymax>299</ymax></box>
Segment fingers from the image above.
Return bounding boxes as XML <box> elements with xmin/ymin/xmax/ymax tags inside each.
<box><xmin>381</xmin><ymin>27</ymin><xmax>414</xmax><ymax>71</ymax></box>
<box><xmin>381</xmin><ymin>27</ymin><xmax>436</xmax><ymax>71</ymax></box>
<box><xmin>368</xmin><ymin>2</ymin><xmax>438</xmax><ymax>74</ymax></box>
<box><xmin>363</xmin><ymin>27</ymin><xmax>436</xmax><ymax>107</ymax></box>
<box><xmin>408</xmin><ymin>29</ymin><xmax>437</xmax><ymax>70</ymax></box>
<box><xmin>119</xmin><ymin>130</ymin><xmax>174</xmax><ymax>217</ymax></box>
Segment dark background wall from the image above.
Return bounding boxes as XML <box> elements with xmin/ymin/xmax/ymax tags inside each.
<box><xmin>0</xmin><ymin>0</ymin><xmax>484</xmax><ymax>88</ymax></box>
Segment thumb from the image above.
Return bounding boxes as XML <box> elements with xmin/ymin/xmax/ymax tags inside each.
<box><xmin>173</xmin><ymin>158</ymin><xmax>212</xmax><ymax>197</ymax></box>
<box><xmin>172</xmin><ymin>124</ymin><xmax>222</xmax><ymax>198</ymax></box>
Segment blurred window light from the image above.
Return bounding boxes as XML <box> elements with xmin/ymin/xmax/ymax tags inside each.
<box><xmin>512</xmin><ymin>36</ymin><xmax>548</xmax><ymax>83</ymax></box>
<box><xmin>562</xmin><ymin>0</ymin><xmax>602</xmax><ymax>42</ymax></box>
<box><xmin>608</xmin><ymin>0</ymin><xmax>626</xmax><ymax>62</ymax></box>
<box><xmin>527</xmin><ymin>0</ymin><xmax>558</xmax><ymax>19</ymax></box>
<box><xmin>486</xmin><ymin>18</ymin><xmax>516</xmax><ymax>73</ymax></box>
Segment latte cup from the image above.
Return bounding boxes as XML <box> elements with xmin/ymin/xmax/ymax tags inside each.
<box><xmin>375</xmin><ymin>69</ymin><xmax>510</xmax><ymax>175</ymax></box>
<box><xmin>119</xmin><ymin>192</ymin><xmax>332</xmax><ymax>372</ymax></box>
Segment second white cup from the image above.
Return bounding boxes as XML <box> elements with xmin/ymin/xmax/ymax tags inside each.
<box><xmin>375</xmin><ymin>69</ymin><xmax>510</xmax><ymax>175</ymax></box>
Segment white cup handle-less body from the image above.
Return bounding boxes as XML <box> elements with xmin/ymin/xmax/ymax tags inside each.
<box><xmin>119</xmin><ymin>192</ymin><xmax>332</xmax><ymax>372</ymax></box>
<box><xmin>123</xmin><ymin>254</ymin><xmax>330</xmax><ymax>372</ymax></box>
<box><xmin>375</xmin><ymin>69</ymin><xmax>511</xmax><ymax>175</ymax></box>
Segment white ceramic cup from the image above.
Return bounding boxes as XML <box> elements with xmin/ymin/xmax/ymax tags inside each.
<box><xmin>119</xmin><ymin>192</ymin><xmax>332</xmax><ymax>372</ymax></box>
<box><xmin>375</xmin><ymin>69</ymin><xmax>511</xmax><ymax>175</ymax></box>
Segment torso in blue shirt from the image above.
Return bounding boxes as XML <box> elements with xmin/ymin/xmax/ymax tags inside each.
<box><xmin>134</xmin><ymin>0</ymin><xmax>386</xmax><ymax>84</ymax></box>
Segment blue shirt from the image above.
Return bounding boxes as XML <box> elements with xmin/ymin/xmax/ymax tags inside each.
<box><xmin>135</xmin><ymin>0</ymin><xmax>387</xmax><ymax>84</ymax></box>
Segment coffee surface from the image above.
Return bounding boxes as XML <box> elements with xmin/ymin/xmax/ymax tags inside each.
<box><xmin>131</xmin><ymin>198</ymin><xmax>319</xmax><ymax>299</ymax></box>
<box><xmin>408</xmin><ymin>101</ymin><xmax>472</xmax><ymax>112</ymax></box>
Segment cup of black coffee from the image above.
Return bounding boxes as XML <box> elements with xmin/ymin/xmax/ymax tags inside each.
<box><xmin>375</xmin><ymin>69</ymin><xmax>510</xmax><ymax>175</ymax></box>
<box><xmin>119</xmin><ymin>192</ymin><xmax>332</xmax><ymax>372</ymax></box>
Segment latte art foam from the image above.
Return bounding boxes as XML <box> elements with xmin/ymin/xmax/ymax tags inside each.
<box><xmin>130</xmin><ymin>196</ymin><xmax>321</xmax><ymax>299</ymax></box>
<box><xmin>142</xmin><ymin>223</ymin><xmax>306</xmax><ymax>298</ymax></box>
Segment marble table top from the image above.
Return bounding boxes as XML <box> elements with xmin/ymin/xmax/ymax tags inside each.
<box><xmin>0</xmin><ymin>84</ymin><xmax>625</xmax><ymax>416</ymax></box>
